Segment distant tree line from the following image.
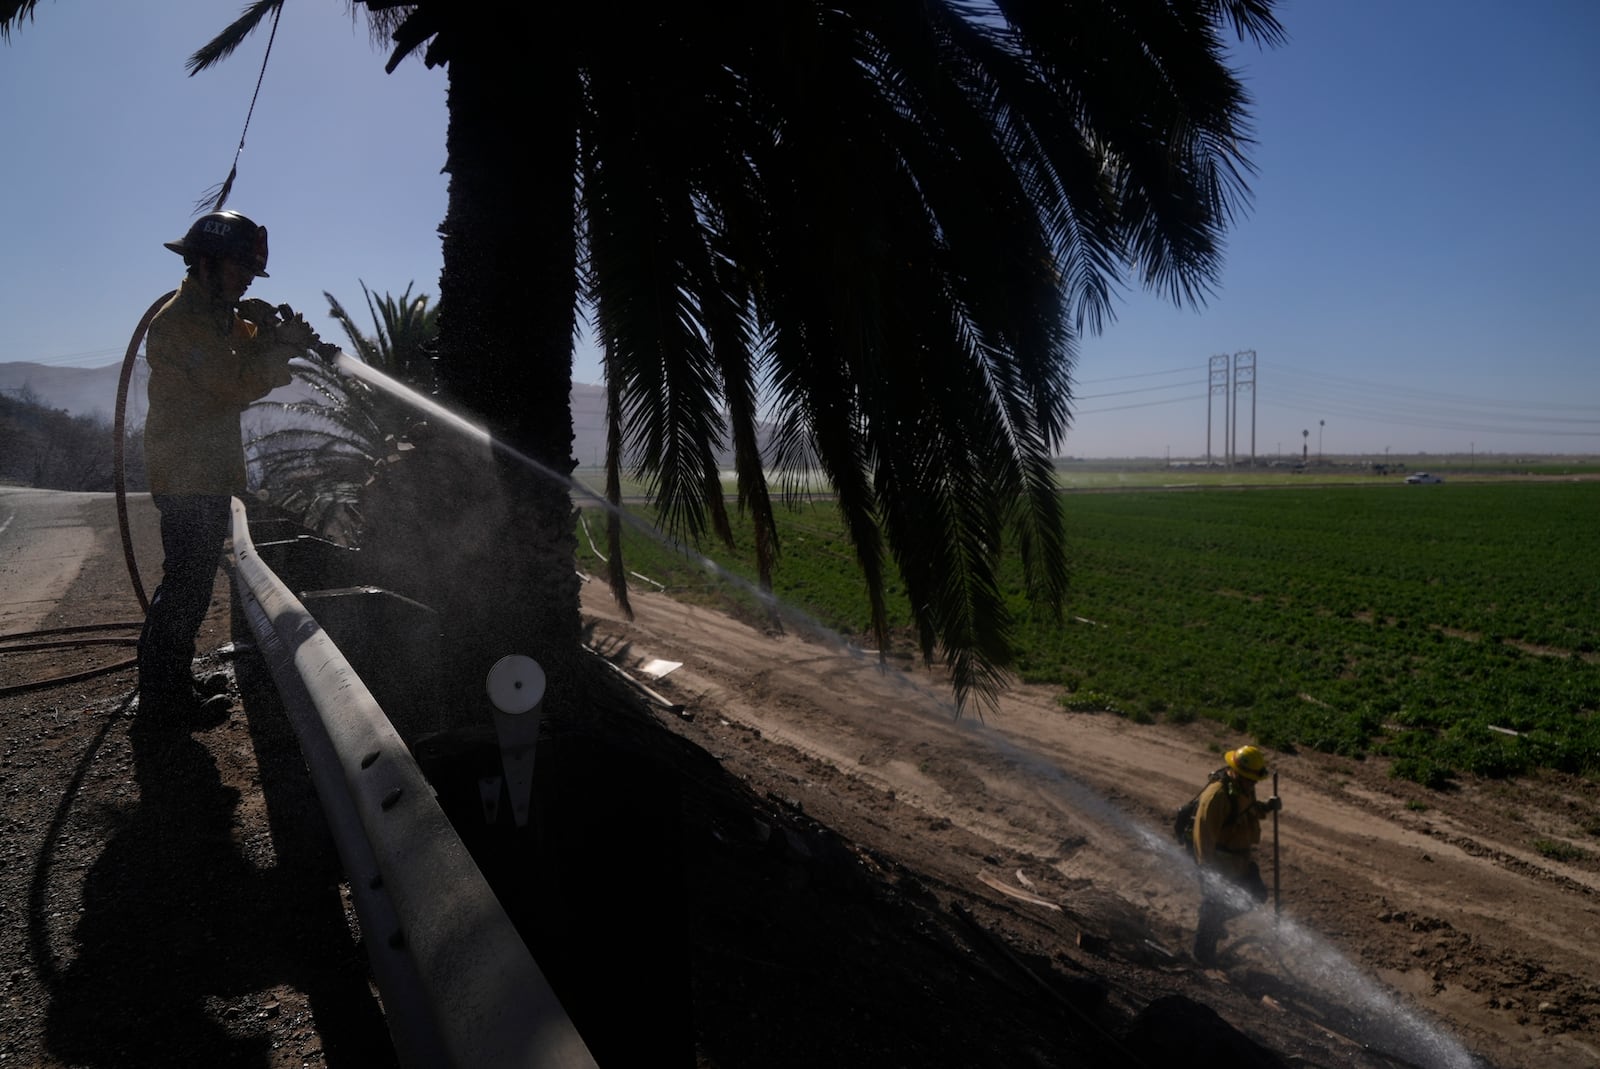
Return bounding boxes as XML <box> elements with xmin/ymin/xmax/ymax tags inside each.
<box><xmin>0</xmin><ymin>387</ymin><xmax>145</xmax><ymax>491</ymax></box>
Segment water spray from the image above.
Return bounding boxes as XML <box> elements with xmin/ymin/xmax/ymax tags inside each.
<box><xmin>316</xmin><ymin>345</ymin><xmax>905</xmax><ymax>674</ymax></box>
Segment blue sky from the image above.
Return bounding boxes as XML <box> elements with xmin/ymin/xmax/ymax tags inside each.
<box><xmin>2</xmin><ymin>0</ymin><xmax>1595</xmax><ymax>458</ymax></box>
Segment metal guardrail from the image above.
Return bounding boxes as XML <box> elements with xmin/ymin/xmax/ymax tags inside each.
<box><xmin>228</xmin><ymin>499</ymin><xmax>597</xmax><ymax>1069</ymax></box>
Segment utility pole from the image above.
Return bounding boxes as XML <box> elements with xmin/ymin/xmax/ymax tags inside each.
<box><xmin>1233</xmin><ymin>350</ymin><xmax>1257</xmax><ymax>467</ymax></box>
<box><xmin>1207</xmin><ymin>354</ymin><xmax>1230</xmax><ymax>466</ymax></box>
<box><xmin>1319</xmin><ymin>419</ymin><xmax>1325</xmax><ymax>464</ymax></box>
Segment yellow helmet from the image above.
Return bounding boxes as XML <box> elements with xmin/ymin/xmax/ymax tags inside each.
<box><xmin>1225</xmin><ymin>745</ymin><xmax>1270</xmax><ymax>781</ymax></box>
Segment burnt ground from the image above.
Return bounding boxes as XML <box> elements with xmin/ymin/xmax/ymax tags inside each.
<box><xmin>3</xmin><ymin>492</ymin><xmax>1599</xmax><ymax>1068</ymax></box>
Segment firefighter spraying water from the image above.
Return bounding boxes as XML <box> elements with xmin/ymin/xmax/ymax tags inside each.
<box><xmin>132</xmin><ymin>210</ymin><xmax>315</xmax><ymax>730</ymax></box>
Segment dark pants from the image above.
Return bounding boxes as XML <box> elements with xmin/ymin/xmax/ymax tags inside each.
<box><xmin>137</xmin><ymin>494</ymin><xmax>232</xmax><ymax>702</ymax></box>
<box><xmin>1194</xmin><ymin>858</ymin><xmax>1268</xmax><ymax>964</ymax></box>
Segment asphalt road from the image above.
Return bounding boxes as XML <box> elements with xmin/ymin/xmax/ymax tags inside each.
<box><xmin>0</xmin><ymin>488</ymin><xmax>121</xmax><ymax>636</ymax></box>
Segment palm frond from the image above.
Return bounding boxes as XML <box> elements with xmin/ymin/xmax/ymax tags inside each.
<box><xmin>186</xmin><ymin>0</ymin><xmax>284</xmax><ymax>75</ymax></box>
<box><xmin>0</xmin><ymin>0</ymin><xmax>44</xmax><ymax>42</ymax></box>
<box><xmin>1201</xmin><ymin>0</ymin><xmax>1290</xmax><ymax>48</ymax></box>
<box><xmin>582</xmin><ymin>48</ymin><xmax>732</xmax><ymax>549</ymax></box>
<box><xmin>325</xmin><ymin>291</ymin><xmax>380</xmax><ymax>364</ymax></box>
<box><xmin>371</xmin><ymin>2</ymin><xmax>448</xmax><ymax>72</ymax></box>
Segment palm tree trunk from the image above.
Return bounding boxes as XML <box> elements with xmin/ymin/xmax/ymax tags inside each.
<box><xmin>431</xmin><ymin>19</ymin><xmax>582</xmax><ymax>720</ymax></box>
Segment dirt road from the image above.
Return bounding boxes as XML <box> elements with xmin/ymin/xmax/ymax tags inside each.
<box><xmin>581</xmin><ymin>580</ymin><xmax>1600</xmax><ymax>1069</ymax></box>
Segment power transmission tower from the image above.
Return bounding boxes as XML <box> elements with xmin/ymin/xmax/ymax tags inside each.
<box><xmin>1207</xmin><ymin>354</ymin><xmax>1231</xmax><ymax>466</ymax></box>
<box><xmin>1233</xmin><ymin>350</ymin><xmax>1257</xmax><ymax>467</ymax></box>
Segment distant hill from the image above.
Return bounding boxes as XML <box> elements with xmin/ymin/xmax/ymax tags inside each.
<box><xmin>0</xmin><ymin>362</ymin><xmax>130</xmax><ymax>424</ymax></box>
<box><xmin>0</xmin><ymin>360</ymin><xmax>615</xmax><ymax>468</ymax></box>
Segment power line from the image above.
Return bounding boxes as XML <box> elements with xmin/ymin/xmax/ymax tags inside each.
<box><xmin>1268</xmin><ymin>366</ymin><xmax>1600</xmax><ymax>439</ymax></box>
<box><xmin>1271</xmin><ymin>395</ymin><xmax>1600</xmax><ymax>438</ymax></box>
<box><xmin>1270</xmin><ymin>386</ymin><xmax>1600</xmax><ymax>427</ymax></box>
<box><xmin>1075</xmin><ymin>378</ymin><xmax>1206</xmax><ymax>401</ymax></box>
<box><xmin>1075</xmin><ymin>392</ymin><xmax>1205</xmax><ymax>415</ymax></box>
<box><xmin>1273</xmin><ymin>365</ymin><xmax>1600</xmax><ymax>415</ymax></box>
<box><xmin>1075</xmin><ymin>364</ymin><xmax>1204</xmax><ymax>385</ymax></box>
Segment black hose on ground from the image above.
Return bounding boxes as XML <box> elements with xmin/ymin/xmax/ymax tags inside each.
<box><xmin>1</xmin><ymin>659</ymin><xmax>139</xmax><ymax>697</ymax></box>
<box><xmin>0</xmin><ymin>621</ymin><xmax>144</xmax><ymax>697</ymax></box>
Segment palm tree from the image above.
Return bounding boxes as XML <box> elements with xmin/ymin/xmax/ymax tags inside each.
<box><xmin>243</xmin><ymin>282</ymin><xmax>439</xmax><ymax>543</ymax></box>
<box><xmin>5</xmin><ymin>1</ymin><xmax>1285</xmax><ymax>717</ymax></box>
<box><xmin>244</xmin><ymin>357</ymin><xmax>394</xmax><ymax>545</ymax></box>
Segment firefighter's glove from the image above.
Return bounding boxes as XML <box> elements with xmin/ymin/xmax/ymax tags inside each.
<box><xmin>1260</xmin><ymin>796</ymin><xmax>1282</xmax><ymax>813</ymax></box>
<box><xmin>236</xmin><ymin>298</ymin><xmax>279</xmax><ymax>329</ymax></box>
<box><xmin>271</xmin><ymin>310</ymin><xmax>319</xmax><ymax>352</ymax></box>
<box><xmin>237</xmin><ymin>299</ymin><xmax>318</xmax><ymax>351</ymax></box>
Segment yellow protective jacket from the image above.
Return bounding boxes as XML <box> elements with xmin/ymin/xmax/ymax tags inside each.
<box><xmin>144</xmin><ymin>279</ymin><xmax>293</xmax><ymax>496</ymax></box>
<box><xmin>1191</xmin><ymin>774</ymin><xmax>1263</xmax><ymax>868</ymax></box>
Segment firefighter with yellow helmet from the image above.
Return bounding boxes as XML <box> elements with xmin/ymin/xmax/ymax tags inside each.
<box><xmin>1190</xmin><ymin>744</ymin><xmax>1281</xmax><ymax>966</ymax></box>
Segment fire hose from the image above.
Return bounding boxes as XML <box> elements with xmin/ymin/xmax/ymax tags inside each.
<box><xmin>112</xmin><ymin>291</ymin><xmax>178</xmax><ymax>613</ymax></box>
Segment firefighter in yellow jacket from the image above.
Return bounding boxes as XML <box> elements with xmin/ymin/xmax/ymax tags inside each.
<box><xmin>135</xmin><ymin>210</ymin><xmax>314</xmax><ymax>727</ymax></box>
<box><xmin>1190</xmin><ymin>745</ymin><xmax>1280</xmax><ymax>965</ymax></box>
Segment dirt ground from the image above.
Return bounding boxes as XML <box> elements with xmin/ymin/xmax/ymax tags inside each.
<box><xmin>577</xmin><ymin>583</ymin><xmax>1600</xmax><ymax>1069</ymax></box>
<box><xmin>3</xmin><ymin>490</ymin><xmax>1598</xmax><ymax>1068</ymax></box>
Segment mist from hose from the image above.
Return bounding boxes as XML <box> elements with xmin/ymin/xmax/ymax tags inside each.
<box><xmin>327</xmin><ymin>351</ymin><xmax>870</xmax><ymax>653</ymax></box>
<box><xmin>330</xmin><ymin>351</ymin><xmax>572</xmax><ymax>492</ymax></box>
<box><xmin>325</xmin><ymin>350</ymin><xmax>1484</xmax><ymax>1069</ymax></box>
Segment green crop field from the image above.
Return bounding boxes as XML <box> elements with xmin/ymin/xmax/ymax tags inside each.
<box><xmin>578</xmin><ymin>480</ymin><xmax>1600</xmax><ymax>787</ymax></box>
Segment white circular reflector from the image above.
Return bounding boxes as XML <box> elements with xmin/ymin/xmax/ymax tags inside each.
<box><xmin>485</xmin><ymin>654</ymin><xmax>545</xmax><ymax>714</ymax></box>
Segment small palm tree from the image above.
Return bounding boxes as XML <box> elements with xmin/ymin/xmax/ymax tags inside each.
<box><xmin>325</xmin><ymin>280</ymin><xmax>439</xmax><ymax>392</ymax></box>
<box><xmin>245</xmin><ymin>282</ymin><xmax>439</xmax><ymax>544</ymax></box>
